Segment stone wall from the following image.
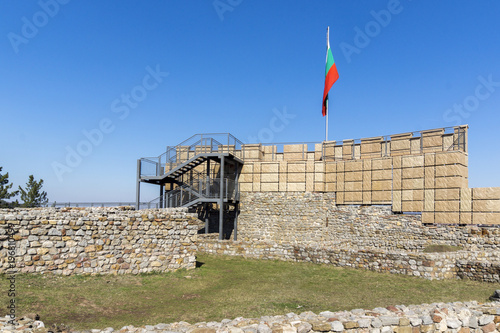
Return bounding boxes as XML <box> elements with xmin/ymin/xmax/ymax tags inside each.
<box><xmin>6</xmin><ymin>301</ymin><xmax>500</xmax><ymax>332</ymax></box>
<box><xmin>198</xmin><ymin>237</ymin><xmax>500</xmax><ymax>282</ymax></box>
<box><xmin>234</xmin><ymin>125</ymin><xmax>500</xmax><ymax>225</ymax></box>
<box><xmin>196</xmin><ymin>191</ymin><xmax>500</xmax><ymax>282</ymax></box>
<box><xmin>0</xmin><ymin>207</ymin><xmax>199</xmax><ymax>275</ymax></box>
<box><xmin>237</xmin><ymin>192</ymin><xmax>500</xmax><ymax>252</ymax></box>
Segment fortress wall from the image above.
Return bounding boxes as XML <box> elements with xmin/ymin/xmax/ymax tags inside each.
<box><xmin>237</xmin><ymin>125</ymin><xmax>500</xmax><ymax>225</ymax></box>
<box><xmin>0</xmin><ymin>207</ymin><xmax>198</xmax><ymax>275</ymax></box>
<box><xmin>236</xmin><ymin>192</ymin><xmax>500</xmax><ymax>252</ymax></box>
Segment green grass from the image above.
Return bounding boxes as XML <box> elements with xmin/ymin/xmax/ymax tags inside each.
<box><xmin>423</xmin><ymin>244</ymin><xmax>463</xmax><ymax>253</ymax></box>
<box><xmin>1</xmin><ymin>253</ymin><xmax>498</xmax><ymax>330</ymax></box>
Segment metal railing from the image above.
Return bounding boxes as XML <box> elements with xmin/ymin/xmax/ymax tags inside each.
<box><xmin>139</xmin><ymin>133</ymin><xmax>244</xmax><ymax>178</ymax></box>
<box><xmin>148</xmin><ymin>177</ymin><xmax>239</xmax><ymax>208</ymax></box>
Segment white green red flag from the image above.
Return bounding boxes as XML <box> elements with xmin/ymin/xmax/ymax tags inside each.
<box><xmin>322</xmin><ymin>27</ymin><xmax>339</xmax><ymax>117</ymax></box>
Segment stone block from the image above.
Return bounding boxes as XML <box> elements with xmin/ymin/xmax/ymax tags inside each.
<box><xmin>288</xmin><ymin>173</ymin><xmax>306</xmax><ymax>182</ymax></box>
<box><xmin>393</xmin><ymin>156</ymin><xmax>402</xmax><ymax>168</ymax></box>
<box><xmin>279</xmin><ymin>173</ymin><xmax>287</xmax><ymax>184</ymax></box>
<box><xmin>372</xmin><ymin>190</ymin><xmax>391</xmax><ymax>203</ymax></box>
<box><xmin>325</xmin><ymin>162</ymin><xmax>336</xmax><ymax>173</ymax></box>
<box><xmin>287</xmin><ymin>183</ymin><xmax>305</xmax><ymax>192</ymax></box>
<box><xmin>261</xmin><ymin>174</ymin><xmax>279</xmax><ymax>183</ymax></box>
<box><xmin>261</xmin><ymin>163</ymin><xmax>279</xmax><ymax>174</ymax></box>
<box><xmin>422</xmin><ymin>128</ymin><xmax>444</xmax><ymax>148</ymax></box>
<box><xmin>334</xmin><ymin>146</ymin><xmax>343</xmax><ymax>159</ymax></box>
<box><xmin>279</xmin><ymin>182</ymin><xmax>287</xmax><ymax>192</ymax></box>
<box><xmin>345</xmin><ymin>181</ymin><xmax>362</xmax><ymax>192</ymax></box>
<box><xmin>284</xmin><ymin>144</ymin><xmax>306</xmax><ymax>153</ymax></box>
<box><xmin>345</xmin><ymin>171</ymin><xmax>362</xmax><ymax>182</ymax></box>
<box><xmin>425</xmin><ymin>153</ymin><xmax>436</xmax><ymax>166</ymax></box>
<box><xmin>435</xmin><ymin>188</ymin><xmax>461</xmax><ymax>200</ymax></box>
<box><xmin>436</xmin><ymin>165</ymin><xmax>467</xmax><ymax>177</ymax></box>
<box><xmin>314</xmin><ymin>172</ymin><xmax>324</xmax><ymax>182</ymax></box>
<box><xmin>403</xmin><ymin>200</ymin><xmax>423</xmax><ymax>212</ymax></box>
<box><xmin>363</xmin><ymin>174</ymin><xmax>372</xmax><ymax>191</ymax></box>
<box><xmin>472</xmin><ymin>212</ymin><xmax>500</xmax><ymax>225</ymax></box>
<box><xmin>410</xmin><ymin>137</ymin><xmax>421</xmax><ymax>154</ymax></box>
<box><xmin>435</xmin><ymin>151</ymin><xmax>467</xmax><ymax>166</ymax></box>
<box><xmin>344</xmin><ymin>191</ymin><xmax>362</xmax><ymax>203</ymax></box>
<box><xmin>472</xmin><ymin>187</ymin><xmax>500</xmax><ymax>200</ymax></box>
<box><xmin>283</xmin><ymin>152</ymin><xmax>304</xmax><ymax>161</ymax></box>
<box><xmin>372</xmin><ymin>180</ymin><xmax>392</xmax><ymax>191</ymax></box>
<box><xmin>402</xmin><ymin>167</ymin><xmax>424</xmax><ymax>179</ymax></box>
<box><xmin>435</xmin><ymin>200</ymin><xmax>460</xmax><ymax>212</ymax></box>
<box><xmin>472</xmin><ymin>200</ymin><xmax>500</xmax><ymax>212</ymax></box>
<box><xmin>361</xmin><ymin>137</ymin><xmax>383</xmax><ymax>155</ymax></box>
<box><xmin>434</xmin><ymin>212</ymin><xmax>459</xmax><ymax>224</ymax></box>
<box><xmin>336</xmin><ymin>179</ymin><xmax>345</xmax><ymax>191</ymax></box>
<box><xmin>314</xmin><ymin>182</ymin><xmax>325</xmax><ymax>192</ymax></box>
<box><xmin>314</xmin><ymin>162</ymin><xmax>325</xmax><ymax>173</ymax></box>
<box><xmin>253</xmin><ymin>182</ymin><xmax>261</xmax><ymax>192</ymax></box>
<box><xmin>434</xmin><ymin>176</ymin><xmax>467</xmax><ymax>189</ymax></box>
<box><xmin>345</xmin><ymin>160</ymin><xmax>363</xmax><ymax>172</ymax></box>
<box><xmin>371</xmin><ymin>158</ymin><xmax>392</xmax><ymax>170</ymax></box>
<box><xmin>239</xmin><ymin>183</ymin><xmax>253</xmax><ymax>192</ymax></box>
<box><xmin>325</xmin><ymin>182</ymin><xmax>336</xmax><ymax>192</ymax></box>
<box><xmin>288</xmin><ymin>163</ymin><xmax>306</xmax><ymax>173</ymax></box>
<box><xmin>422</xmin><ymin>212</ymin><xmax>434</xmax><ymax>223</ymax></box>
<box><xmin>363</xmin><ymin>191</ymin><xmax>371</xmax><ymax>204</ymax></box>
<box><xmin>241</xmin><ymin>164</ymin><xmax>253</xmax><ymax>174</ymax></box>
<box><xmin>460</xmin><ymin>188</ymin><xmax>472</xmax><ymax>212</ymax></box>
<box><xmin>336</xmin><ymin>192</ymin><xmax>344</xmax><ymax>204</ymax></box>
<box><xmin>306</xmin><ymin>161</ymin><xmax>315</xmax><ymax>173</ymax></box>
<box><xmin>252</xmin><ymin>173</ymin><xmax>261</xmax><ymax>184</ymax></box>
<box><xmin>336</xmin><ymin>161</ymin><xmax>345</xmax><ymax>173</ymax></box>
<box><xmin>306</xmin><ymin>174</ymin><xmax>315</xmax><ymax>192</ymax></box>
<box><xmin>239</xmin><ymin>173</ymin><xmax>253</xmax><ymax>183</ymax></box>
<box><xmin>403</xmin><ymin>155</ymin><xmax>424</xmax><ymax>168</ymax></box>
<box><xmin>325</xmin><ymin>173</ymin><xmax>336</xmax><ymax>183</ymax></box>
<box><xmin>403</xmin><ymin>178</ymin><xmax>424</xmax><ymax>190</ymax></box>
<box><xmin>372</xmin><ymin>169</ymin><xmax>392</xmax><ymax>180</ymax></box>
<box><xmin>460</xmin><ymin>212</ymin><xmax>472</xmax><ymax>224</ymax></box>
<box><xmin>424</xmin><ymin>189</ymin><xmax>435</xmax><ymax>212</ymax></box>
<box><xmin>260</xmin><ymin>183</ymin><xmax>279</xmax><ymax>192</ymax></box>
<box><xmin>393</xmin><ymin>191</ymin><xmax>402</xmax><ymax>211</ymax></box>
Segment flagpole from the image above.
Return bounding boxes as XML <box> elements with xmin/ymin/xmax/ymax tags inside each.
<box><xmin>325</xmin><ymin>97</ymin><xmax>328</xmax><ymax>141</ymax></box>
<box><xmin>325</xmin><ymin>26</ymin><xmax>330</xmax><ymax>142</ymax></box>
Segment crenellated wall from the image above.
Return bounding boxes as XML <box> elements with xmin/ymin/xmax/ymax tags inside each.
<box><xmin>236</xmin><ymin>125</ymin><xmax>500</xmax><ymax>225</ymax></box>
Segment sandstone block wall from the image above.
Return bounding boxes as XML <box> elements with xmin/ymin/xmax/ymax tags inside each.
<box><xmin>234</xmin><ymin>125</ymin><xmax>500</xmax><ymax>225</ymax></box>
<box><xmin>0</xmin><ymin>207</ymin><xmax>198</xmax><ymax>275</ymax></box>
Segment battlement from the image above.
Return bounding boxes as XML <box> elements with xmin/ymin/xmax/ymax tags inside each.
<box><xmin>240</xmin><ymin>125</ymin><xmax>467</xmax><ymax>162</ymax></box>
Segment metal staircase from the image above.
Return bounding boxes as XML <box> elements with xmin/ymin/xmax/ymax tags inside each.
<box><xmin>136</xmin><ymin>134</ymin><xmax>244</xmax><ymax>240</ymax></box>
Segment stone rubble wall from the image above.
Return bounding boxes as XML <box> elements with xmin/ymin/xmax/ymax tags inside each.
<box><xmin>196</xmin><ymin>192</ymin><xmax>500</xmax><ymax>282</ymax></box>
<box><xmin>198</xmin><ymin>238</ymin><xmax>500</xmax><ymax>282</ymax></box>
<box><xmin>4</xmin><ymin>301</ymin><xmax>499</xmax><ymax>332</ymax></box>
<box><xmin>237</xmin><ymin>192</ymin><xmax>500</xmax><ymax>252</ymax></box>
<box><xmin>0</xmin><ymin>207</ymin><xmax>199</xmax><ymax>275</ymax></box>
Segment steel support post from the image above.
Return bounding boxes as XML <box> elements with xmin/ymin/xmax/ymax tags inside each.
<box><xmin>219</xmin><ymin>155</ymin><xmax>225</xmax><ymax>240</ymax></box>
<box><xmin>136</xmin><ymin>159</ymin><xmax>141</xmax><ymax>210</ymax></box>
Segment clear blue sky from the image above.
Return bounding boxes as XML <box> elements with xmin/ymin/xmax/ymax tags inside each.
<box><xmin>1</xmin><ymin>1</ymin><xmax>499</xmax><ymax>203</ymax></box>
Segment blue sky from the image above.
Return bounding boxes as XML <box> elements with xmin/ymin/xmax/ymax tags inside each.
<box><xmin>1</xmin><ymin>1</ymin><xmax>500</xmax><ymax>203</ymax></box>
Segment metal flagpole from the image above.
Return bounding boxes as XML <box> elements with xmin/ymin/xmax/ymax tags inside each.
<box><xmin>325</xmin><ymin>26</ymin><xmax>330</xmax><ymax>142</ymax></box>
<box><xmin>325</xmin><ymin>97</ymin><xmax>328</xmax><ymax>141</ymax></box>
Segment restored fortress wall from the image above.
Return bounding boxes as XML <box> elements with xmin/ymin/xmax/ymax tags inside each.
<box><xmin>237</xmin><ymin>125</ymin><xmax>500</xmax><ymax>225</ymax></box>
<box><xmin>198</xmin><ymin>191</ymin><xmax>500</xmax><ymax>282</ymax></box>
<box><xmin>0</xmin><ymin>207</ymin><xmax>198</xmax><ymax>275</ymax></box>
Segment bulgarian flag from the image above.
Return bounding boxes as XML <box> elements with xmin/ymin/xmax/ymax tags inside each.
<box><xmin>322</xmin><ymin>26</ymin><xmax>339</xmax><ymax>117</ymax></box>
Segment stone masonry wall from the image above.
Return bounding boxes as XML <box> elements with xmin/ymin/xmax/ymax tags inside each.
<box><xmin>196</xmin><ymin>191</ymin><xmax>500</xmax><ymax>282</ymax></box>
<box><xmin>0</xmin><ymin>207</ymin><xmax>199</xmax><ymax>275</ymax></box>
<box><xmin>237</xmin><ymin>192</ymin><xmax>500</xmax><ymax>252</ymax></box>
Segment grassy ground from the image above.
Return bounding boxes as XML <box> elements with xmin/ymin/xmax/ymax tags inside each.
<box><xmin>1</xmin><ymin>253</ymin><xmax>499</xmax><ymax>330</ymax></box>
